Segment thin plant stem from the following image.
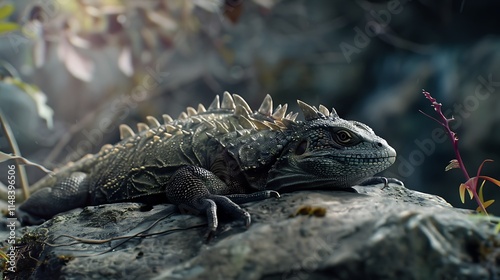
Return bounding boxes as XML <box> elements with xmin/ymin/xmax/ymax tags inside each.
<box><xmin>421</xmin><ymin>90</ymin><xmax>486</xmax><ymax>214</ymax></box>
<box><xmin>0</xmin><ymin>110</ymin><xmax>30</xmax><ymax>200</ymax></box>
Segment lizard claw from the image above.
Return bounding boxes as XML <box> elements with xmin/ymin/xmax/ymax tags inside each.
<box><xmin>205</xmin><ymin>229</ymin><xmax>216</xmax><ymax>243</ymax></box>
<box><xmin>243</xmin><ymin>211</ymin><xmax>251</xmax><ymax>228</ymax></box>
<box><xmin>268</xmin><ymin>190</ymin><xmax>280</xmax><ymax>199</ymax></box>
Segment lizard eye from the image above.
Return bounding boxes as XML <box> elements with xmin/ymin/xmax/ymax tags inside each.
<box><xmin>335</xmin><ymin>130</ymin><xmax>352</xmax><ymax>144</ymax></box>
<box><xmin>295</xmin><ymin>140</ymin><xmax>308</xmax><ymax>155</ymax></box>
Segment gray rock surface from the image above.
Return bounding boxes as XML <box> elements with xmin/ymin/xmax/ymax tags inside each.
<box><xmin>5</xmin><ymin>183</ymin><xmax>500</xmax><ymax>279</ymax></box>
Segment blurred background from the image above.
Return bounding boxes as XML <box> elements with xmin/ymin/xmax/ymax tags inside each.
<box><xmin>0</xmin><ymin>0</ymin><xmax>499</xmax><ymax>214</ymax></box>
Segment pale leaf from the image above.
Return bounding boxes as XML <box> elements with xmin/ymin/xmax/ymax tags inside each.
<box><xmin>31</xmin><ymin>90</ymin><xmax>54</xmax><ymax>129</ymax></box>
<box><xmin>67</xmin><ymin>33</ymin><xmax>92</xmax><ymax>49</ymax></box>
<box><xmin>146</xmin><ymin>10</ymin><xmax>177</xmax><ymax>31</ymax></box>
<box><xmin>59</xmin><ymin>38</ymin><xmax>94</xmax><ymax>82</ymax></box>
<box><xmin>33</xmin><ymin>38</ymin><xmax>46</xmax><ymax>68</ymax></box>
<box><xmin>195</xmin><ymin>0</ymin><xmax>222</xmax><ymax>12</ymax></box>
<box><xmin>118</xmin><ymin>46</ymin><xmax>133</xmax><ymax>76</ymax></box>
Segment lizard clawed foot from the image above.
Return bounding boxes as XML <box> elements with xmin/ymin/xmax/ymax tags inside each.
<box><xmin>166</xmin><ymin>166</ymin><xmax>277</xmax><ymax>240</ymax></box>
<box><xmin>206</xmin><ymin>194</ymin><xmax>251</xmax><ymax>228</ymax></box>
<box><xmin>182</xmin><ymin>194</ymin><xmax>252</xmax><ymax>242</ymax></box>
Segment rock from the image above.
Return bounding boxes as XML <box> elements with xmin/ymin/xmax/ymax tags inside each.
<box><xmin>4</xmin><ymin>183</ymin><xmax>499</xmax><ymax>279</ymax></box>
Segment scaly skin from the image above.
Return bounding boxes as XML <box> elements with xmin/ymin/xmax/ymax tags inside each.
<box><xmin>18</xmin><ymin>92</ymin><xmax>397</xmax><ymax>234</ymax></box>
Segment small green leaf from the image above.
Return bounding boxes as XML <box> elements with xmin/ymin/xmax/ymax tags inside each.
<box><xmin>0</xmin><ymin>22</ymin><xmax>19</xmax><ymax>33</ymax></box>
<box><xmin>0</xmin><ymin>4</ymin><xmax>14</xmax><ymax>20</ymax></box>
<box><xmin>476</xmin><ymin>200</ymin><xmax>494</xmax><ymax>213</ymax></box>
<box><xmin>478</xmin><ymin>180</ymin><xmax>486</xmax><ymax>202</ymax></box>
<box><xmin>459</xmin><ymin>183</ymin><xmax>467</xmax><ymax>203</ymax></box>
<box><xmin>483</xmin><ymin>199</ymin><xmax>494</xmax><ymax>208</ymax></box>
<box><xmin>476</xmin><ymin>199</ymin><xmax>495</xmax><ymax>213</ymax></box>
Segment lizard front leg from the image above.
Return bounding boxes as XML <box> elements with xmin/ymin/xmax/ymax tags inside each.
<box><xmin>165</xmin><ymin>166</ymin><xmax>278</xmax><ymax>236</ymax></box>
<box><xmin>18</xmin><ymin>172</ymin><xmax>90</xmax><ymax>225</ymax></box>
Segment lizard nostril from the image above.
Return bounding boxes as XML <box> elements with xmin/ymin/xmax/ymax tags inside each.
<box><xmin>376</xmin><ymin>142</ymin><xmax>383</xmax><ymax>148</ymax></box>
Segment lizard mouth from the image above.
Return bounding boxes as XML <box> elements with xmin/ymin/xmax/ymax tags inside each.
<box><xmin>388</xmin><ymin>155</ymin><xmax>396</xmax><ymax>164</ymax></box>
<box><xmin>266</xmin><ymin>172</ymin><xmax>335</xmax><ymax>192</ymax></box>
<box><xmin>266</xmin><ymin>171</ymin><xmax>365</xmax><ymax>192</ymax></box>
<box><xmin>266</xmin><ymin>162</ymin><xmax>365</xmax><ymax>192</ymax></box>
<box><xmin>266</xmin><ymin>152</ymin><xmax>396</xmax><ymax>192</ymax></box>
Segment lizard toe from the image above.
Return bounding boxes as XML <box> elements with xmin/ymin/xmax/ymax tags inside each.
<box><xmin>208</xmin><ymin>195</ymin><xmax>252</xmax><ymax>228</ymax></box>
<box><xmin>268</xmin><ymin>190</ymin><xmax>280</xmax><ymax>199</ymax></box>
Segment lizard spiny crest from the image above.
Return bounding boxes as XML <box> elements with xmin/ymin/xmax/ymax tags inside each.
<box><xmin>113</xmin><ymin>92</ymin><xmax>396</xmax><ymax>191</ymax></box>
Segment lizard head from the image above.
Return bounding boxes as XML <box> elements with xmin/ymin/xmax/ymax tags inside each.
<box><xmin>266</xmin><ymin>100</ymin><xmax>396</xmax><ymax>191</ymax></box>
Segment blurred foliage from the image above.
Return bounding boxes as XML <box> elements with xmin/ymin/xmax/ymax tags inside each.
<box><xmin>0</xmin><ymin>3</ymin><xmax>19</xmax><ymax>34</ymax></box>
<box><xmin>21</xmin><ymin>0</ymin><xmax>274</xmax><ymax>82</ymax></box>
<box><xmin>1</xmin><ymin>76</ymin><xmax>53</xmax><ymax>128</ymax></box>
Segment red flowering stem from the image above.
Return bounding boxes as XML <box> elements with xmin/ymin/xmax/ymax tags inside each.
<box><xmin>420</xmin><ymin>90</ymin><xmax>470</xmax><ymax>180</ymax></box>
<box><xmin>421</xmin><ymin>90</ymin><xmax>486</xmax><ymax>213</ymax></box>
